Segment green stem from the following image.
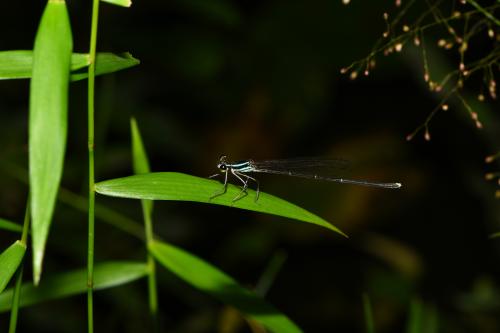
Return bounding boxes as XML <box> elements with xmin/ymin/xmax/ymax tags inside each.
<box><xmin>8</xmin><ymin>198</ymin><xmax>31</xmax><ymax>333</ymax></box>
<box><xmin>142</xmin><ymin>201</ymin><xmax>159</xmax><ymax>329</ymax></box>
<box><xmin>8</xmin><ymin>266</ymin><xmax>24</xmax><ymax>333</ymax></box>
<box><xmin>87</xmin><ymin>0</ymin><xmax>100</xmax><ymax>332</ymax></box>
<box><xmin>466</xmin><ymin>0</ymin><xmax>500</xmax><ymax>26</ymax></box>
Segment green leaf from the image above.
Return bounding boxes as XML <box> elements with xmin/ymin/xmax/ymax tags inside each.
<box><xmin>95</xmin><ymin>172</ymin><xmax>345</xmax><ymax>234</ymax></box>
<box><xmin>71</xmin><ymin>52</ymin><xmax>140</xmax><ymax>81</ymax></box>
<box><xmin>0</xmin><ymin>50</ymin><xmax>85</xmax><ymax>80</ymax></box>
<box><xmin>130</xmin><ymin>118</ymin><xmax>151</xmax><ymax>175</ymax></box>
<box><xmin>489</xmin><ymin>231</ymin><xmax>500</xmax><ymax>239</ymax></box>
<box><xmin>0</xmin><ymin>51</ymin><xmax>138</xmax><ymax>81</ymax></box>
<box><xmin>0</xmin><ymin>241</ymin><xmax>26</xmax><ymax>293</ymax></box>
<box><xmin>149</xmin><ymin>240</ymin><xmax>302</xmax><ymax>333</ymax></box>
<box><xmin>0</xmin><ymin>217</ymin><xmax>22</xmax><ymax>233</ymax></box>
<box><xmin>130</xmin><ymin>118</ymin><xmax>153</xmax><ymax>216</ymax></box>
<box><xmin>0</xmin><ymin>261</ymin><xmax>148</xmax><ymax>312</ymax></box>
<box><xmin>29</xmin><ymin>0</ymin><xmax>73</xmax><ymax>285</ymax></box>
<box><xmin>406</xmin><ymin>298</ymin><xmax>439</xmax><ymax>333</ymax></box>
<box><xmin>101</xmin><ymin>0</ymin><xmax>132</xmax><ymax>7</ymax></box>
<box><xmin>363</xmin><ymin>293</ymin><xmax>376</xmax><ymax>333</ymax></box>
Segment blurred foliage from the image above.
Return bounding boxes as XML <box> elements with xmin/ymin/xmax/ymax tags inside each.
<box><xmin>1</xmin><ymin>0</ymin><xmax>500</xmax><ymax>332</ymax></box>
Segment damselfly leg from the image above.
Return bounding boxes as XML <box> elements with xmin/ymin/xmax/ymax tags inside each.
<box><xmin>209</xmin><ymin>166</ymin><xmax>260</xmax><ymax>202</ymax></box>
<box><xmin>210</xmin><ymin>168</ymin><xmax>229</xmax><ymax>200</ymax></box>
<box><xmin>229</xmin><ymin>170</ymin><xmax>260</xmax><ymax>202</ymax></box>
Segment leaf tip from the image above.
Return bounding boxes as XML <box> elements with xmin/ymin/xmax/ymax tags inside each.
<box><xmin>331</xmin><ymin>225</ymin><xmax>349</xmax><ymax>238</ymax></box>
<box><xmin>33</xmin><ymin>253</ymin><xmax>43</xmax><ymax>285</ymax></box>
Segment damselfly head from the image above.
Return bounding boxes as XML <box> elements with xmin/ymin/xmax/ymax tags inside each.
<box><xmin>217</xmin><ymin>155</ymin><xmax>228</xmax><ymax>171</ymax></box>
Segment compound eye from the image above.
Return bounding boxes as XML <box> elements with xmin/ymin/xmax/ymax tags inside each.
<box><xmin>218</xmin><ymin>163</ymin><xmax>226</xmax><ymax>171</ymax></box>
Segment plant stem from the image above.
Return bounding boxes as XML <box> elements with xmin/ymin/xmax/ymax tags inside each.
<box><xmin>87</xmin><ymin>0</ymin><xmax>100</xmax><ymax>332</ymax></box>
<box><xmin>466</xmin><ymin>0</ymin><xmax>500</xmax><ymax>26</ymax></box>
<box><xmin>8</xmin><ymin>266</ymin><xmax>24</xmax><ymax>333</ymax></box>
<box><xmin>142</xmin><ymin>201</ymin><xmax>159</xmax><ymax>330</ymax></box>
<box><xmin>8</xmin><ymin>198</ymin><xmax>31</xmax><ymax>333</ymax></box>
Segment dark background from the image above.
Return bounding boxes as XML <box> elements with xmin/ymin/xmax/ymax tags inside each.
<box><xmin>1</xmin><ymin>1</ymin><xmax>500</xmax><ymax>332</ymax></box>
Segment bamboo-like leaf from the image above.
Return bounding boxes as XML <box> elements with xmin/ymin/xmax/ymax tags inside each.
<box><xmin>0</xmin><ymin>50</ymin><xmax>138</xmax><ymax>81</ymax></box>
<box><xmin>130</xmin><ymin>118</ymin><xmax>153</xmax><ymax>216</ymax></box>
<box><xmin>95</xmin><ymin>172</ymin><xmax>345</xmax><ymax>234</ymax></box>
<box><xmin>29</xmin><ymin>0</ymin><xmax>73</xmax><ymax>285</ymax></box>
<box><xmin>0</xmin><ymin>261</ymin><xmax>148</xmax><ymax>312</ymax></box>
<box><xmin>0</xmin><ymin>217</ymin><xmax>22</xmax><ymax>233</ymax></box>
<box><xmin>149</xmin><ymin>240</ymin><xmax>302</xmax><ymax>333</ymax></box>
<box><xmin>101</xmin><ymin>0</ymin><xmax>132</xmax><ymax>7</ymax></box>
<box><xmin>71</xmin><ymin>52</ymin><xmax>140</xmax><ymax>81</ymax></box>
<box><xmin>130</xmin><ymin>117</ymin><xmax>159</xmax><ymax>319</ymax></box>
<box><xmin>0</xmin><ymin>241</ymin><xmax>26</xmax><ymax>293</ymax></box>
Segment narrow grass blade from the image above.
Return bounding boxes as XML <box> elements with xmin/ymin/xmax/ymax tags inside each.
<box><xmin>71</xmin><ymin>52</ymin><xmax>140</xmax><ymax>81</ymax></box>
<box><xmin>130</xmin><ymin>117</ymin><xmax>158</xmax><ymax>322</ymax></box>
<box><xmin>130</xmin><ymin>118</ymin><xmax>151</xmax><ymax>175</ymax></box>
<box><xmin>254</xmin><ymin>250</ymin><xmax>287</xmax><ymax>297</ymax></box>
<box><xmin>101</xmin><ymin>0</ymin><xmax>132</xmax><ymax>7</ymax></box>
<box><xmin>0</xmin><ymin>218</ymin><xmax>22</xmax><ymax>233</ymax></box>
<box><xmin>0</xmin><ymin>50</ymin><xmax>38</xmax><ymax>79</ymax></box>
<box><xmin>0</xmin><ymin>51</ymin><xmax>138</xmax><ymax>81</ymax></box>
<box><xmin>406</xmin><ymin>298</ymin><xmax>439</xmax><ymax>333</ymax></box>
<box><xmin>0</xmin><ymin>241</ymin><xmax>26</xmax><ymax>293</ymax></box>
<box><xmin>95</xmin><ymin>173</ymin><xmax>345</xmax><ymax>235</ymax></box>
<box><xmin>0</xmin><ymin>51</ymin><xmax>85</xmax><ymax>80</ymax></box>
<box><xmin>363</xmin><ymin>293</ymin><xmax>376</xmax><ymax>333</ymax></box>
<box><xmin>0</xmin><ymin>261</ymin><xmax>148</xmax><ymax>312</ymax></box>
<box><xmin>149</xmin><ymin>240</ymin><xmax>302</xmax><ymax>333</ymax></box>
<box><xmin>29</xmin><ymin>0</ymin><xmax>73</xmax><ymax>285</ymax></box>
<box><xmin>130</xmin><ymin>118</ymin><xmax>153</xmax><ymax>216</ymax></box>
<box><xmin>406</xmin><ymin>298</ymin><xmax>422</xmax><ymax>333</ymax></box>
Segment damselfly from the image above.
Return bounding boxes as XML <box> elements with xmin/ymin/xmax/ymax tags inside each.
<box><xmin>209</xmin><ymin>155</ymin><xmax>402</xmax><ymax>202</ymax></box>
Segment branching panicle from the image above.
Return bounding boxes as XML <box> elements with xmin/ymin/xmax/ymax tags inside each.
<box><xmin>342</xmin><ymin>0</ymin><xmax>499</xmax><ymax>141</ymax></box>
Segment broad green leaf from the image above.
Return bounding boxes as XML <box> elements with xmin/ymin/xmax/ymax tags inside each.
<box><xmin>0</xmin><ymin>217</ymin><xmax>22</xmax><ymax>233</ymax></box>
<box><xmin>29</xmin><ymin>0</ymin><xmax>73</xmax><ymax>285</ymax></box>
<box><xmin>0</xmin><ymin>241</ymin><xmax>26</xmax><ymax>293</ymax></box>
<box><xmin>149</xmin><ymin>240</ymin><xmax>302</xmax><ymax>333</ymax></box>
<box><xmin>0</xmin><ymin>51</ymin><xmax>138</xmax><ymax>81</ymax></box>
<box><xmin>101</xmin><ymin>0</ymin><xmax>131</xmax><ymax>7</ymax></box>
<box><xmin>130</xmin><ymin>118</ymin><xmax>153</xmax><ymax>216</ymax></box>
<box><xmin>95</xmin><ymin>172</ymin><xmax>345</xmax><ymax>234</ymax></box>
<box><xmin>0</xmin><ymin>261</ymin><xmax>148</xmax><ymax>312</ymax></box>
<box><xmin>71</xmin><ymin>52</ymin><xmax>140</xmax><ymax>81</ymax></box>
